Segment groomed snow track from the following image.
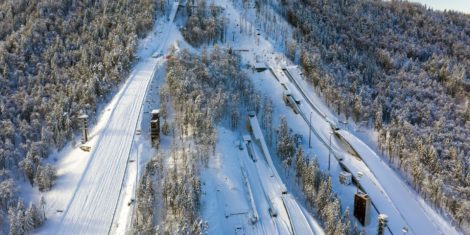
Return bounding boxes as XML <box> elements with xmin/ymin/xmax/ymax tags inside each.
<box><xmin>248</xmin><ymin>115</ymin><xmax>324</xmax><ymax>235</ymax></box>
<box><xmin>53</xmin><ymin>3</ymin><xmax>181</xmax><ymax>234</ymax></box>
<box><xmin>55</xmin><ymin>57</ymin><xmax>162</xmax><ymax>234</ymax></box>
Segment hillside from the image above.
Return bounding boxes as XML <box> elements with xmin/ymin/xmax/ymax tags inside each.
<box><xmin>0</xmin><ymin>0</ymin><xmax>163</xmax><ymax>233</ymax></box>
<box><xmin>0</xmin><ymin>0</ymin><xmax>468</xmax><ymax>234</ymax></box>
<box><xmin>275</xmin><ymin>0</ymin><xmax>470</xmax><ymax>232</ymax></box>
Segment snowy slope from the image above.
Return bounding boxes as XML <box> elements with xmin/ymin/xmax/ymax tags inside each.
<box><xmin>202</xmin><ymin>126</ymin><xmax>324</xmax><ymax>235</ymax></box>
<box><xmin>337</xmin><ymin>130</ymin><xmax>458</xmax><ymax>235</ymax></box>
<box><xmin>33</xmin><ymin>3</ymin><xmax>181</xmax><ymax>234</ymax></box>
<box><xmin>282</xmin><ymin>64</ymin><xmax>458</xmax><ymax>235</ymax></box>
<box><xmin>249</xmin><ymin>115</ymin><xmax>324</xmax><ymax>235</ymax></box>
<box><xmin>216</xmin><ymin>0</ymin><xmax>458</xmax><ymax>234</ymax></box>
<box><xmin>279</xmin><ymin>61</ymin><xmax>458</xmax><ymax>235</ymax></box>
<box><xmin>53</xmin><ymin>56</ymin><xmax>161</xmax><ymax>235</ymax></box>
<box><xmin>27</xmin><ymin>0</ymin><xmax>457</xmax><ymax>234</ymax></box>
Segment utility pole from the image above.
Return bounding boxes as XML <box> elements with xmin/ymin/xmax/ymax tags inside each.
<box><xmin>356</xmin><ymin>171</ymin><xmax>364</xmax><ymax>193</ymax></box>
<box><xmin>328</xmin><ymin>131</ymin><xmax>332</xmax><ymax>171</ymax></box>
<box><xmin>309</xmin><ymin>111</ymin><xmax>312</xmax><ymax>148</ymax></box>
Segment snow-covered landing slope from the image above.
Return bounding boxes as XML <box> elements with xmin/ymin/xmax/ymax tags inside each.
<box><xmin>202</xmin><ymin>126</ymin><xmax>324</xmax><ymax>235</ymax></box>
<box><xmin>34</xmin><ymin>3</ymin><xmax>181</xmax><ymax>234</ymax></box>
<box><xmin>53</xmin><ymin>57</ymin><xmax>161</xmax><ymax>234</ymax></box>
<box><xmin>337</xmin><ymin>130</ymin><xmax>458</xmax><ymax>235</ymax></box>
<box><xmin>218</xmin><ymin>0</ymin><xmax>457</xmax><ymax>233</ymax></box>
<box><xmin>282</xmin><ymin>66</ymin><xmax>458</xmax><ymax>235</ymax></box>
<box><xmin>249</xmin><ymin>115</ymin><xmax>324</xmax><ymax>235</ymax></box>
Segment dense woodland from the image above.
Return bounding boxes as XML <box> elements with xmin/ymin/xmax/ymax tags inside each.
<box><xmin>2</xmin><ymin>0</ymin><xmax>469</xmax><ymax>233</ymax></box>
<box><xmin>0</xmin><ymin>0</ymin><xmax>164</xmax><ymax>232</ymax></box>
<box><xmin>267</xmin><ymin>0</ymin><xmax>470</xmax><ymax>232</ymax></box>
<box><xmin>181</xmin><ymin>0</ymin><xmax>226</xmax><ymax>46</ymax></box>
<box><xmin>133</xmin><ymin>150</ymin><xmax>205</xmax><ymax>234</ymax></box>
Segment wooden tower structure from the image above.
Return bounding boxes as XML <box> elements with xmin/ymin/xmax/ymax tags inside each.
<box><xmin>151</xmin><ymin>109</ymin><xmax>160</xmax><ymax>147</ymax></box>
<box><xmin>354</xmin><ymin>192</ymin><xmax>371</xmax><ymax>225</ymax></box>
<box><xmin>78</xmin><ymin>114</ymin><xmax>89</xmax><ymax>144</ymax></box>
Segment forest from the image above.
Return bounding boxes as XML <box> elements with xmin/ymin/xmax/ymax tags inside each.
<box><xmin>269</xmin><ymin>0</ymin><xmax>470</xmax><ymax>232</ymax></box>
<box><xmin>181</xmin><ymin>0</ymin><xmax>226</xmax><ymax>46</ymax></box>
<box><xmin>0</xmin><ymin>0</ymin><xmax>164</xmax><ymax>232</ymax></box>
<box><xmin>1</xmin><ymin>0</ymin><xmax>469</xmax><ymax>233</ymax></box>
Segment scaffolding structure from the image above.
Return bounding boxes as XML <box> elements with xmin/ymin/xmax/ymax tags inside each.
<box><xmin>150</xmin><ymin>109</ymin><xmax>160</xmax><ymax>147</ymax></box>
<box><xmin>78</xmin><ymin>114</ymin><xmax>89</xmax><ymax>144</ymax></box>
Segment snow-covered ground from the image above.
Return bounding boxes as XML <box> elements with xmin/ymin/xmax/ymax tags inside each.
<box><xmin>201</xmin><ymin>125</ymin><xmax>324</xmax><ymax>235</ymax></box>
<box><xmin>33</xmin><ymin>3</ymin><xmax>181</xmax><ymax>234</ymax></box>
<box><xmin>29</xmin><ymin>0</ymin><xmax>458</xmax><ymax>234</ymax></box>
<box><xmin>215</xmin><ymin>0</ymin><xmax>458</xmax><ymax>234</ymax></box>
<box><xmin>53</xmin><ymin>57</ymin><xmax>160</xmax><ymax>234</ymax></box>
<box><xmin>337</xmin><ymin>130</ymin><xmax>458</xmax><ymax>235</ymax></box>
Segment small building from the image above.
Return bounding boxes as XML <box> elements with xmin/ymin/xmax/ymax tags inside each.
<box><xmin>242</xmin><ymin>135</ymin><xmax>252</xmax><ymax>143</ymax></box>
<box><xmin>151</xmin><ymin>109</ymin><xmax>160</xmax><ymax>120</ymax></box>
<box><xmin>283</xmin><ymin>93</ymin><xmax>300</xmax><ymax>114</ymax></box>
<box><xmin>254</xmin><ymin>62</ymin><xmax>267</xmax><ymax>72</ymax></box>
<box><xmin>339</xmin><ymin>171</ymin><xmax>352</xmax><ymax>185</ymax></box>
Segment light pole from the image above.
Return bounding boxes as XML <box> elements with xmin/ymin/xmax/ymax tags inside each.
<box><xmin>356</xmin><ymin>171</ymin><xmax>364</xmax><ymax>193</ymax></box>
<box><xmin>328</xmin><ymin>131</ymin><xmax>332</xmax><ymax>171</ymax></box>
<box><xmin>309</xmin><ymin>111</ymin><xmax>313</xmax><ymax>148</ymax></box>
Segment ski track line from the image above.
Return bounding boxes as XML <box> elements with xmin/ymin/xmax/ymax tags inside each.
<box><xmin>55</xmin><ymin>60</ymin><xmax>142</xmax><ymax>231</ymax></box>
<box><xmin>107</xmin><ymin>57</ymin><xmax>162</xmax><ymax>234</ymax></box>
<box><xmin>55</xmin><ymin>58</ymin><xmax>159</xmax><ymax>234</ymax></box>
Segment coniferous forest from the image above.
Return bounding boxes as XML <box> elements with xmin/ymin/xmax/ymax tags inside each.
<box><xmin>1</xmin><ymin>0</ymin><xmax>469</xmax><ymax>234</ymax></box>
<box><xmin>0</xmin><ymin>0</ymin><xmax>164</xmax><ymax>232</ymax></box>
<box><xmin>272</xmin><ymin>0</ymin><xmax>470</xmax><ymax>231</ymax></box>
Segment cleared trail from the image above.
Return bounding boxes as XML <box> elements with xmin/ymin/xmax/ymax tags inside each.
<box><xmin>50</xmin><ymin>3</ymin><xmax>181</xmax><ymax>234</ymax></box>
<box><xmin>55</xmin><ymin>57</ymin><xmax>162</xmax><ymax>234</ymax></box>
<box><xmin>248</xmin><ymin>115</ymin><xmax>325</xmax><ymax>235</ymax></box>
